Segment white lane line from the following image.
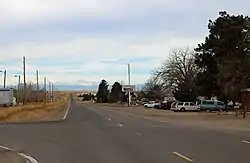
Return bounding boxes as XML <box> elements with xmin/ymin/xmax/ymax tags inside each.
<box><xmin>0</xmin><ymin>145</ymin><xmax>38</xmax><ymax>163</ymax></box>
<box><xmin>242</xmin><ymin>140</ymin><xmax>250</xmax><ymax>144</ymax></box>
<box><xmin>127</xmin><ymin>113</ymin><xmax>136</xmax><ymax>116</ymax></box>
<box><xmin>137</xmin><ymin>133</ymin><xmax>142</xmax><ymax>136</ymax></box>
<box><xmin>108</xmin><ymin>118</ymin><xmax>112</xmax><ymax>121</ymax></box>
<box><xmin>118</xmin><ymin>123</ymin><xmax>124</xmax><ymax>127</ymax></box>
<box><xmin>63</xmin><ymin>99</ymin><xmax>71</xmax><ymax>120</ymax></box>
<box><xmin>173</xmin><ymin>152</ymin><xmax>193</xmax><ymax>162</ymax></box>
<box><xmin>142</xmin><ymin>116</ymin><xmax>165</xmax><ymax>122</ymax></box>
<box><xmin>142</xmin><ymin>116</ymin><xmax>153</xmax><ymax>120</ymax></box>
<box><xmin>87</xmin><ymin>105</ymin><xmax>166</xmax><ymax>124</ymax></box>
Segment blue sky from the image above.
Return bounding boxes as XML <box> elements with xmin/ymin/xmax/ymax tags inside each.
<box><xmin>1</xmin><ymin>0</ymin><xmax>250</xmax><ymax>86</ymax></box>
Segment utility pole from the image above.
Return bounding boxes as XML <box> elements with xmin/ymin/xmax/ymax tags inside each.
<box><xmin>51</xmin><ymin>82</ymin><xmax>54</xmax><ymax>102</ymax></box>
<box><xmin>36</xmin><ymin>70</ymin><xmax>39</xmax><ymax>91</ymax></box>
<box><xmin>3</xmin><ymin>70</ymin><xmax>6</xmax><ymax>88</ymax></box>
<box><xmin>48</xmin><ymin>81</ymin><xmax>51</xmax><ymax>102</ymax></box>
<box><xmin>23</xmin><ymin>56</ymin><xmax>26</xmax><ymax>105</ymax></box>
<box><xmin>127</xmin><ymin>63</ymin><xmax>131</xmax><ymax>106</ymax></box>
<box><xmin>18</xmin><ymin>75</ymin><xmax>20</xmax><ymax>105</ymax></box>
<box><xmin>36</xmin><ymin>70</ymin><xmax>39</xmax><ymax>103</ymax></box>
<box><xmin>44</xmin><ymin>77</ymin><xmax>47</xmax><ymax>104</ymax></box>
<box><xmin>14</xmin><ymin>75</ymin><xmax>20</xmax><ymax>105</ymax></box>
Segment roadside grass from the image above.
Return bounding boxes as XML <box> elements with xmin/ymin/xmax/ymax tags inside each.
<box><xmin>0</xmin><ymin>92</ymin><xmax>69</xmax><ymax>122</ymax></box>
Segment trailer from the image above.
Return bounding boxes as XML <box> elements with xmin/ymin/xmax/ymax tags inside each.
<box><xmin>0</xmin><ymin>88</ymin><xmax>14</xmax><ymax>107</ymax></box>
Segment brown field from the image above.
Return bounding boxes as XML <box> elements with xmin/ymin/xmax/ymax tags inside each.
<box><xmin>0</xmin><ymin>91</ymin><xmax>70</xmax><ymax>122</ymax></box>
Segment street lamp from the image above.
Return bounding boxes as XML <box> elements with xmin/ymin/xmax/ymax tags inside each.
<box><xmin>14</xmin><ymin>75</ymin><xmax>21</xmax><ymax>105</ymax></box>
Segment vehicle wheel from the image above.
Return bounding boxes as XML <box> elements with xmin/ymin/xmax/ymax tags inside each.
<box><xmin>180</xmin><ymin>107</ymin><xmax>185</xmax><ymax>112</ymax></box>
<box><xmin>206</xmin><ymin>108</ymin><xmax>211</xmax><ymax>112</ymax></box>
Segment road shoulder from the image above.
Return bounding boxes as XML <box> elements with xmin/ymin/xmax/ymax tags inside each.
<box><xmin>88</xmin><ymin>103</ymin><xmax>250</xmax><ymax>133</ymax></box>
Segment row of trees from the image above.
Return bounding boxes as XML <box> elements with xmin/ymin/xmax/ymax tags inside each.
<box><xmin>78</xmin><ymin>93</ymin><xmax>95</xmax><ymax>101</ymax></box>
<box><xmin>96</xmin><ymin>79</ymin><xmax>136</xmax><ymax>103</ymax></box>
<box><xmin>143</xmin><ymin>11</ymin><xmax>250</xmax><ymax>102</ymax></box>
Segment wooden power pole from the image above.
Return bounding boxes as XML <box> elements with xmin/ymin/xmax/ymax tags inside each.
<box><xmin>23</xmin><ymin>56</ymin><xmax>27</xmax><ymax>105</ymax></box>
<box><xmin>3</xmin><ymin>70</ymin><xmax>6</xmax><ymax>88</ymax></box>
<box><xmin>44</xmin><ymin>77</ymin><xmax>47</xmax><ymax>104</ymax></box>
<box><xmin>36</xmin><ymin>70</ymin><xmax>39</xmax><ymax>102</ymax></box>
<box><xmin>36</xmin><ymin>70</ymin><xmax>39</xmax><ymax>91</ymax></box>
<box><xmin>51</xmin><ymin>82</ymin><xmax>54</xmax><ymax>102</ymax></box>
<box><xmin>48</xmin><ymin>81</ymin><xmax>51</xmax><ymax>102</ymax></box>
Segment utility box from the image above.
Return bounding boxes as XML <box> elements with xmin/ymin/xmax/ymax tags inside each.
<box><xmin>0</xmin><ymin>88</ymin><xmax>14</xmax><ymax>107</ymax></box>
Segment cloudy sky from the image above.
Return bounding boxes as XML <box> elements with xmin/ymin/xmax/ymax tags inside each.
<box><xmin>0</xmin><ymin>0</ymin><xmax>249</xmax><ymax>87</ymax></box>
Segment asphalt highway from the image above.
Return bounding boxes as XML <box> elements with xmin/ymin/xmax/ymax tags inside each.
<box><xmin>0</xmin><ymin>100</ymin><xmax>250</xmax><ymax>163</ymax></box>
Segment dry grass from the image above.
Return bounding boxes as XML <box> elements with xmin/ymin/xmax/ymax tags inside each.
<box><xmin>0</xmin><ymin>92</ymin><xmax>69</xmax><ymax>122</ymax></box>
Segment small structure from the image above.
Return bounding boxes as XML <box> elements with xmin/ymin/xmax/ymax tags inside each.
<box><xmin>236</xmin><ymin>88</ymin><xmax>250</xmax><ymax>118</ymax></box>
<box><xmin>122</xmin><ymin>85</ymin><xmax>135</xmax><ymax>106</ymax></box>
<box><xmin>0</xmin><ymin>88</ymin><xmax>14</xmax><ymax>107</ymax></box>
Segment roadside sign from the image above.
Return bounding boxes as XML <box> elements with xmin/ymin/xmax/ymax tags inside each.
<box><xmin>122</xmin><ymin>85</ymin><xmax>135</xmax><ymax>92</ymax></box>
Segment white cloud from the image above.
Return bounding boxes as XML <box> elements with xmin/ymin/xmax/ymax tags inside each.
<box><xmin>0</xmin><ymin>33</ymin><xmax>202</xmax><ymax>60</ymax></box>
<box><xmin>0</xmin><ymin>0</ymin><xmax>217</xmax><ymax>23</ymax></box>
<box><xmin>2</xmin><ymin>0</ymin><xmax>250</xmax><ymax>87</ymax></box>
<box><xmin>0</xmin><ymin>32</ymin><xmax>203</xmax><ymax>85</ymax></box>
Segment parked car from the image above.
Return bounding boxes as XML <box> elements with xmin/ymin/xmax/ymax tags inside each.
<box><xmin>171</xmin><ymin>102</ymin><xmax>198</xmax><ymax>112</ymax></box>
<box><xmin>170</xmin><ymin>102</ymin><xmax>177</xmax><ymax>110</ymax></box>
<box><xmin>159</xmin><ymin>101</ymin><xmax>175</xmax><ymax>110</ymax></box>
<box><xmin>144</xmin><ymin>101</ymin><xmax>160</xmax><ymax>108</ymax></box>
<box><xmin>153</xmin><ymin>102</ymin><xmax>162</xmax><ymax>109</ymax></box>
<box><xmin>197</xmin><ymin>100</ymin><xmax>226</xmax><ymax>112</ymax></box>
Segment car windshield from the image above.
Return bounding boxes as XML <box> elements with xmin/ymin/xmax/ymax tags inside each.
<box><xmin>217</xmin><ymin>102</ymin><xmax>224</xmax><ymax>106</ymax></box>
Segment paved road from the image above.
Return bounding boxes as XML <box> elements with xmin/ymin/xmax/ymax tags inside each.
<box><xmin>0</xmin><ymin>100</ymin><xmax>250</xmax><ymax>163</ymax></box>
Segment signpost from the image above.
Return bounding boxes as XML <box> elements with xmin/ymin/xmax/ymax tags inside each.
<box><xmin>122</xmin><ymin>85</ymin><xmax>135</xmax><ymax>106</ymax></box>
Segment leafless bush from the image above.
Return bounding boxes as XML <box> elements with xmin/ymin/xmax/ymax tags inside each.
<box><xmin>14</xmin><ymin>82</ymin><xmax>47</xmax><ymax>103</ymax></box>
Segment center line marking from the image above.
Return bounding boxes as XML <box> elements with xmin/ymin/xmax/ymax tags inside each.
<box><xmin>118</xmin><ymin>123</ymin><xmax>124</xmax><ymax>127</ymax></box>
<box><xmin>242</xmin><ymin>140</ymin><xmax>250</xmax><ymax>144</ymax></box>
<box><xmin>173</xmin><ymin>152</ymin><xmax>193</xmax><ymax>162</ymax></box>
<box><xmin>137</xmin><ymin>133</ymin><xmax>142</xmax><ymax>136</ymax></box>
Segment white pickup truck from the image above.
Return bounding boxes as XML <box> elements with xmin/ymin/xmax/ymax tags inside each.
<box><xmin>144</xmin><ymin>101</ymin><xmax>160</xmax><ymax>108</ymax></box>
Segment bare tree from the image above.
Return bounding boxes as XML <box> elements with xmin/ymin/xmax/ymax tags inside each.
<box><xmin>142</xmin><ymin>78</ymin><xmax>165</xmax><ymax>100</ymax></box>
<box><xmin>153</xmin><ymin>48</ymin><xmax>199</xmax><ymax>101</ymax></box>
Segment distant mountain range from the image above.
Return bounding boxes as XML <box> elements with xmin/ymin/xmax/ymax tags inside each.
<box><xmin>2</xmin><ymin>84</ymin><xmax>145</xmax><ymax>91</ymax></box>
<box><xmin>54</xmin><ymin>84</ymin><xmax>99</xmax><ymax>91</ymax></box>
<box><xmin>54</xmin><ymin>84</ymin><xmax>145</xmax><ymax>91</ymax></box>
